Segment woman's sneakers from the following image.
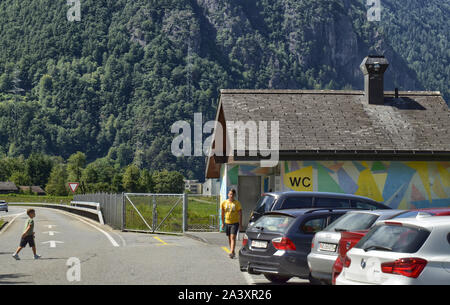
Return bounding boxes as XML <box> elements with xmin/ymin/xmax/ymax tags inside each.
<box><xmin>34</xmin><ymin>254</ymin><xmax>41</xmax><ymax>259</ymax></box>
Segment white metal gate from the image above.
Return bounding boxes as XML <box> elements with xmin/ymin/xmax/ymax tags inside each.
<box><xmin>123</xmin><ymin>193</ymin><xmax>187</xmax><ymax>233</ymax></box>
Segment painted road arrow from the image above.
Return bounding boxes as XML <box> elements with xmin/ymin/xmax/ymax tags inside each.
<box><xmin>45</xmin><ymin>225</ymin><xmax>57</xmax><ymax>229</ymax></box>
<box><xmin>42</xmin><ymin>231</ymin><xmax>60</xmax><ymax>236</ymax></box>
<box><xmin>42</xmin><ymin>241</ymin><xmax>64</xmax><ymax>248</ymax></box>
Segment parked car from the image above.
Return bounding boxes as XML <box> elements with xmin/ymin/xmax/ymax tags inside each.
<box><xmin>336</xmin><ymin>216</ymin><xmax>450</xmax><ymax>285</ymax></box>
<box><xmin>249</xmin><ymin>192</ymin><xmax>390</xmax><ymax>225</ymax></box>
<box><xmin>0</xmin><ymin>200</ymin><xmax>8</xmax><ymax>212</ymax></box>
<box><xmin>331</xmin><ymin>207</ymin><xmax>450</xmax><ymax>284</ymax></box>
<box><xmin>239</xmin><ymin>208</ymin><xmax>356</xmax><ymax>284</ymax></box>
<box><xmin>307</xmin><ymin>209</ymin><xmax>405</xmax><ymax>284</ymax></box>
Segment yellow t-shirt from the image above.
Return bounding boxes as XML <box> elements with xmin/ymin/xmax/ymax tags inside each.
<box><xmin>221</xmin><ymin>199</ymin><xmax>242</xmax><ymax>224</ymax></box>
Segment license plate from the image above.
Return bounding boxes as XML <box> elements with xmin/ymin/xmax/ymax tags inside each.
<box><xmin>319</xmin><ymin>242</ymin><xmax>337</xmax><ymax>252</ymax></box>
<box><xmin>251</xmin><ymin>240</ymin><xmax>268</xmax><ymax>249</ymax></box>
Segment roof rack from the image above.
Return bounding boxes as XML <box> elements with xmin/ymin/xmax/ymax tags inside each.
<box><xmin>304</xmin><ymin>207</ymin><xmax>355</xmax><ymax>214</ymax></box>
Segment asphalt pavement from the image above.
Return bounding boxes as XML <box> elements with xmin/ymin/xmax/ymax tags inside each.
<box><xmin>0</xmin><ymin>207</ymin><xmax>308</xmax><ymax>285</ymax></box>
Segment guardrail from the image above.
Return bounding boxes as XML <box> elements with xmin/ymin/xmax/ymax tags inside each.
<box><xmin>9</xmin><ymin>202</ymin><xmax>104</xmax><ymax>225</ymax></box>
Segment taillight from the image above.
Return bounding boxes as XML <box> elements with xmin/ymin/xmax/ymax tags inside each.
<box><xmin>339</xmin><ymin>231</ymin><xmax>366</xmax><ymax>257</ymax></box>
<box><xmin>311</xmin><ymin>242</ymin><xmax>314</xmax><ymax>249</ymax></box>
<box><xmin>381</xmin><ymin>258</ymin><xmax>427</xmax><ymax>278</ymax></box>
<box><xmin>272</xmin><ymin>237</ymin><xmax>296</xmax><ymax>251</ymax></box>
<box><xmin>343</xmin><ymin>255</ymin><xmax>351</xmax><ymax>268</ymax></box>
<box><xmin>242</xmin><ymin>234</ymin><xmax>248</xmax><ymax>247</ymax></box>
<box><xmin>332</xmin><ymin>256</ymin><xmax>343</xmax><ymax>285</ymax></box>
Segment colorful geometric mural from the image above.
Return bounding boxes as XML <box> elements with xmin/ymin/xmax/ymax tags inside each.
<box><xmin>220</xmin><ymin>164</ymin><xmax>274</xmax><ymax>200</ymax></box>
<box><xmin>282</xmin><ymin>161</ymin><xmax>450</xmax><ymax>209</ymax></box>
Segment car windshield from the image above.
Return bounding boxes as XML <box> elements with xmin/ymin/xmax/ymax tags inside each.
<box><xmin>255</xmin><ymin>195</ymin><xmax>276</xmax><ymax>214</ymax></box>
<box><xmin>325</xmin><ymin>213</ymin><xmax>379</xmax><ymax>232</ymax></box>
<box><xmin>251</xmin><ymin>214</ymin><xmax>295</xmax><ymax>233</ymax></box>
<box><xmin>355</xmin><ymin>224</ymin><xmax>430</xmax><ymax>253</ymax></box>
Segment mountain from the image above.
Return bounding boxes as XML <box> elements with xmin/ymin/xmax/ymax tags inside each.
<box><xmin>0</xmin><ymin>0</ymin><xmax>448</xmax><ymax>180</ymax></box>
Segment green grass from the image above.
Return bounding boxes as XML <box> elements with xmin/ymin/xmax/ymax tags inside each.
<box><xmin>0</xmin><ymin>194</ymin><xmax>73</xmax><ymax>205</ymax></box>
<box><xmin>125</xmin><ymin>195</ymin><xmax>219</xmax><ymax>232</ymax></box>
<box><xmin>0</xmin><ymin>219</ymin><xmax>5</xmax><ymax>228</ymax></box>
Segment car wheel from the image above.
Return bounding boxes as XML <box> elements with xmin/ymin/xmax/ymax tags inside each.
<box><xmin>263</xmin><ymin>274</ymin><xmax>291</xmax><ymax>283</ymax></box>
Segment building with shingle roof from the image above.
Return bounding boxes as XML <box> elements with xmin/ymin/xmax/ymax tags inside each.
<box><xmin>0</xmin><ymin>182</ymin><xmax>19</xmax><ymax>194</ymax></box>
<box><xmin>205</xmin><ymin>56</ymin><xmax>450</xmax><ymax>228</ymax></box>
<box><xmin>19</xmin><ymin>186</ymin><xmax>46</xmax><ymax>195</ymax></box>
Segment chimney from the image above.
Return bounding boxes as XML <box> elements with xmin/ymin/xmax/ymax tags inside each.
<box><xmin>360</xmin><ymin>55</ymin><xmax>389</xmax><ymax>105</ymax></box>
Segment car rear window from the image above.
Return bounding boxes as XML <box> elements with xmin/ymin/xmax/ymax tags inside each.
<box><xmin>352</xmin><ymin>200</ymin><xmax>380</xmax><ymax>210</ymax></box>
<box><xmin>355</xmin><ymin>224</ymin><xmax>430</xmax><ymax>253</ymax></box>
<box><xmin>392</xmin><ymin>211</ymin><xmax>432</xmax><ymax>219</ymax></box>
<box><xmin>301</xmin><ymin>217</ymin><xmax>328</xmax><ymax>234</ymax></box>
<box><xmin>325</xmin><ymin>213</ymin><xmax>379</xmax><ymax>232</ymax></box>
<box><xmin>315</xmin><ymin>197</ymin><xmax>351</xmax><ymax>208</ymax></box>
<box><xmin>251</xmin><ymin>214</ymin><xmax>295</xmax><ymax>233</ymax></box>
<box><xmin>280</xmin><ymin>196</ymin><xmax>312</xmax><ymax>209</ymax></box>
<box><xmin>255</xmin><ymin>195</ymin><xmax>276</xmax><ymax>214</ymax></box>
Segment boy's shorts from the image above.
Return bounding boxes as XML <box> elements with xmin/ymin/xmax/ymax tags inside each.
<box><xmin>20</xmin><ymin>235</ymin><xmax>35</xmax><ymax>248</ymax></box>
<box><xmin>225</xmin><ymin>223</ymin><xmax>240</xmax><ymax>236</ymax></box>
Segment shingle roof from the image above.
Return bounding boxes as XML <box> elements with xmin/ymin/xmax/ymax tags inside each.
<box><xmin>219</xmin><ymin>89</ymin><xmax>450</xmax><ymax>153</ymax></box>
<box><xmin>0</xmin><ymin>182</ymin><xmax>18</xmax><ymax>191</ymax></box>
<box><xmin>19</xmin><ymin>186</ymin><xmax>46</xmax><ymax>194</ymax></box>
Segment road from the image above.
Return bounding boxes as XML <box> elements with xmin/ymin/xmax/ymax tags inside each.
<box><xmin>0</xmin><ymin>207</ymin><xmax>308</xmax><ymax>285</ymax></box>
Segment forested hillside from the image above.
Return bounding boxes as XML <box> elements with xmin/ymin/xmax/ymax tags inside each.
<box><xmin>0</xmin><ymin>0</ymin><xmax>448</xmax><ymax>181</ymax></box>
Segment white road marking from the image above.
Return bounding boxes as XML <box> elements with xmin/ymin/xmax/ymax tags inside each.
<box><xmin>112</xmin><ymin>231</ymin><xmax>127</xmax><ymax>247</ymax></box>
<box><xmin>43</xmin><ymin>231</ymin><xmax>59</xmax><ymax>236</ymax></box>
<box><xmin>0</xmin><ymin>210</ymin><xmax>26</xmax><ymax>219</ymax></box>
<box><xmin>0</xmin><ymin>210</ymin><xmax>26</xmax><ymax>236</ymax></box>
<box><xmin>42</xmin><ymin>240</ymin><xmax>64</xmax><ymax>248</ymax></box>
<box><xmin>45</xmin><ymin>225</ymin><xmax>57</xmax><ymax>229</ymax></box>
<box><xmin>58</xmin><ymin>211</ymin><xmax>120</xmax><ymax>247</ymax></box>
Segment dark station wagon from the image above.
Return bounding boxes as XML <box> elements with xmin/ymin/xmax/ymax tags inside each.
<box><xmin>249</xmin><ymin>192</ymin><xmax>390</xmax><ymax>225</ymax></box>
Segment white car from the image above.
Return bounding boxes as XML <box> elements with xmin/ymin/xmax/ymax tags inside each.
<box><xmin>336</xmin><ymin>215</ymin><xmax>450</xmax><ymax>285</ymax></box>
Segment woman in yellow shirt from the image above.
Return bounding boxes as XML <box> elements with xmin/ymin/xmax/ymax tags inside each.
<box><xmin>220</xmin><ymin>189</ymin><xmax>242</xmax><ymax>259</ymax></box>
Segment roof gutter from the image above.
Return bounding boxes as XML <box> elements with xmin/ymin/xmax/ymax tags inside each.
<box><xmin>229</xmin><ymin>150</ymin><xmax>450</xmax><ymax>163</ymax></box>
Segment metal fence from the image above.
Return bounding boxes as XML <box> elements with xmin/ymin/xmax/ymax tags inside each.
<box><xmin>74</xmin><ymin>193</ymin><xmax>123</xmax><ymax>230</ymax></box>
<box><xmin>73</xmin><ymin>193</ymin><xmax>220</xmax><ymax>233</ymax></box>
<box><xmin>123</xmin><ymin>193</ymin><xmax>186</xmax><ymax>233</ymax></box>
<box><xmin>187</xmin><ymin>194</ymin><xmax>220</xmax><ymax>232</ymax></box>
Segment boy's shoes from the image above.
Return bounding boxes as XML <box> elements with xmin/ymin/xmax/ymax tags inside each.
<box><xmin>12</xmin><ymin>254</ymin><xmax>20</xmax><ymax>260</ymax></box>
<box><xmin>34</xmin><ymin>254</ymin><xmax>41</xmax><ymax>260</ymax></box>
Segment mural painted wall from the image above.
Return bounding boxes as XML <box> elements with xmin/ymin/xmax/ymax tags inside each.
<box><xmin>282</xmin><ymin>161</ymin><xmax>450</xmax><ymax>209</ymax></box>
<box><xmin>223</xmin><ymin>164</ymin><xmax>273</xmax><ymax>197</ymax></box>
